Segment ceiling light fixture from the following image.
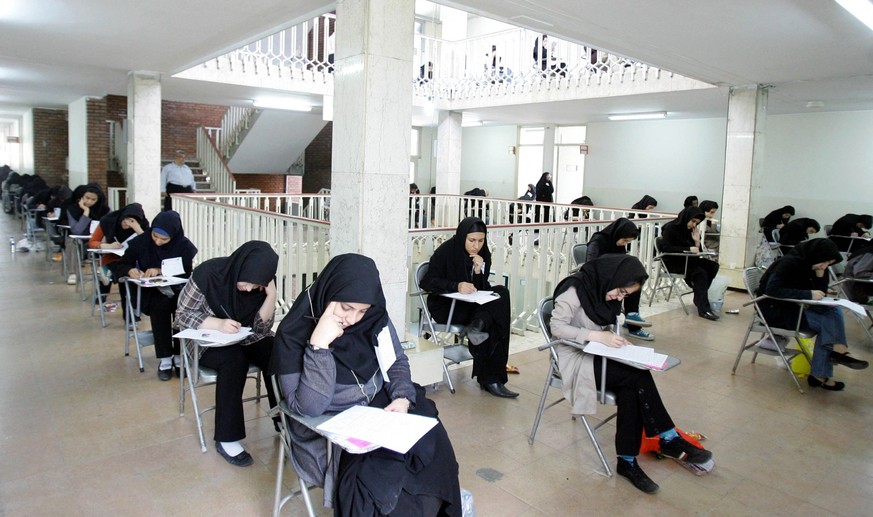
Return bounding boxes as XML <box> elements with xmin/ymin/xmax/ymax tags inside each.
<box><xmin>805</xmin><ymin>100</ymin><xmax>825</xmax><ymax>109</ymax></box>
<box><xmin>252</xmin><ymin>98</ymin><xmax>312</xmax><ymax>112</ymax></box>
<box><xmin>607</xmin><ymin>111</ymin><xmax>667</xmax><ymax>121</ymax></box>
<box><xmin>835</xmin><ymin>0</ymin><xmax>873</xmax><ymax>31</ymax></box>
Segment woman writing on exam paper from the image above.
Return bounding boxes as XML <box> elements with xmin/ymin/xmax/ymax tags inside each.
<box><xmin>118</xmin><ymin>211</ymin><xmax>197</xmax><ymax>381</ymax></box>
<box><xmin>757</xmin><ymin>238</ymin><xmax>869</xmax><ymax>391</ymax></box>
<box><xmin>175</xmin><ymin>241</ymin><xmax>279</xmax><ymax>466</ymax></box>
<box><xmin>550</xmin><ymin>254</ymin><xmax>712</xmax><ymax>494</ymax></box>
<box><xmin>420</xmin><ymin>216</ymin><xmax>519</xmax><ymax>398</ymax></box>
<box><xmin>272</xmin><ymin>253</ymin><xmax>461</xmax><ymax>516</ymax></box>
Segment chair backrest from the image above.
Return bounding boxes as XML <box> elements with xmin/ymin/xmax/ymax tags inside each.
<box><xmin>743</xmin><ymin>266</ymin><xmax>764</xmax><ymax>297</ymax></box>
<box><xmin>414</xmin><ymin>261</ymin><xmax>429</xmax><ymax>291</ymax></box>
<box><xmin>654</xmin><ymin>237</ymin><xmax>664</xmax><ymax>255</ymax></box>
<box><xmin>571</xmin><ymin>243</ymin><xmax>588</xmax><ymax>269</ymax></box>
<box><xmin>537</xmin><ymin>296</ymin><xmax>554</xmax><ymax>342</ymax></box>
<box><xmin>771</xmin><ymin>228</ymin><xmax>781</xmax><ymax>243</ymax></box>
<box><xmin>824</xmin><ymin>224</ymin><xmax>833</xmax><ymax>236</ymax></box>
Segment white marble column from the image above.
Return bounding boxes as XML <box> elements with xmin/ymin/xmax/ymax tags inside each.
<box><xmin>435</xmin><ymin>110</ymin><xmax>462</xmax><ymax>196</ymax></box>
<box><xmin>67</xmin><ymin>97</ymin><xmax>89</xmax><ymax>188</ymax></box>
<box><xmin>126</xmin><ymin>71</ymin><xmax>162</xmax><ymax>219</ymax></box>
<box><xmin>330</xmin><ymin>0</ymin><xmax>415</xmax><ymax>328</ymax></box>
<box><xmin>720</xmin><ymin>85</ymin><xmax>768</xmax><ymax>287</ymax></box>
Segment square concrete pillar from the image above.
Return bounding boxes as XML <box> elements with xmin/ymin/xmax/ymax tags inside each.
<box><xmin>126</xmin><ymin>71</ymin><xmax>162</xmax><ymax>219</ymax></box>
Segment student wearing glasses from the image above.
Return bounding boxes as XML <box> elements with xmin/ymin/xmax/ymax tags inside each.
<box><xmin>550</xmin><ymin>254</ymin><xmax>712</xmax><ymax>494</ymax></box>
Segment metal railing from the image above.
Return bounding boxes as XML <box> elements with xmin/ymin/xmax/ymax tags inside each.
<box><xmin>172</xmin><ymin>193</ymin><xmax>674</xmax><ymax>330</ymax></box>
<box><xmin>196</xmin><ymin>128</ymin><xmax>236</xmax><ymax>193</ymax></box>
<box><xmin>216</xmin><ymin>106</ymin><xmax>259</xmax><ymax>158</ymax></box>
<box><xmin>173</xmin><ymin>194</ymin><xmax>330</xmax><ymax>316</ymax></box>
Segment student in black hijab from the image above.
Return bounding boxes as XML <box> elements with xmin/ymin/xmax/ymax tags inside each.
<box><xmin>118</xmin><ymin>211</ymin><xmax>198</xmax><ymax>381</ymax></box>
<box><xmin>683</xmin><ymin>195</ymin><xmax>698</xmax><ymax>208</ymax></box>
<box><xmin>272</xmin><ymin>254</ymin><xmax>461</xmax><ymax>515</ymax></box>
<box><xmin>778</xmin><ymin>217</ymin><xmax>820</xmax><ymax>254</ymax></box>
<box><xmin>761</xmin><ymin>205</ymin><xmax>795</xmax><ymax>241</ymax></box>
<box><xmin>421</xmin><ymin>217</ymin><xmax>518</xmax><ymax>397</ymax></box>
<box><xmin>758</xmin><ymin>239</ymin><xmax>869</xmax><ymax>390</ymax></box>
<box><xmin>586</xmin><ymin>218</ymin><xmax>653</xmax><ymax>340</ymax></box>
<box><xmin>629</xmin><ymin>195</ymin><xmax>657</xmax><ymax>219</ymax></box>
<box><xmin>534</xmin><ymin>171</ymin><xmax>554</xmax><ymax>223</ymax></box>
<box><xmin>65</xmin><ymin>183</ymin><xmax>109</xmax><ymax>236</ymax></box>
<box><xmin>550</xmin><ymin>255</ymin><xmax>712</xmax><ymax>494</ymax></box>
<box><xmin>175</xmin><ymin>241</ymin><xmax>279</xmax><ymax>466</ymax></box>
<box><xmin>829</xmin><ymin>213</ymin><xmax>872</xmax><ymax>252</ymax></box>
<box><xmin>659</xmin><ymin>206</ymin><xmax>721</xmax><ymax>320</ymax></box>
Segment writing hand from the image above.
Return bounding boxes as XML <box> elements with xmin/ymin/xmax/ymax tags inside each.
<box><xmin>143</xmin><ymin>268</ymin><xmax>162</xmax><ymax>278</ymax></box>
<box><xmin>689</xmin><ymin>246</ymin><xmax>699</xmax><ymax>253</ymax></box>
<box><xmin>310</xmin><ymin>301</ymin><xmax>344</xmax><ymax>349</ymax></box>
<box><xmin>128</xmin><ymin>269</ymin><xmax>143</xmax><ymax>279</ymax></box>
<box><xmin>595</xmin><ymin>331</ymin><xmax>630</xmax><ymax>348</ymax></box>
<box><xmin>811</xmin><ymin>290</ymin><xmax>826</xmax><ymax>300</ymax></box>
<box><xmin>218</xmin><ymin>318</ymin><xmax>242</xmax><ymax>334</ymax></box>
<box><xmin>458</xmin><ymin>282</ymin><xmax>477</xmax><ymax>294</ymax></box>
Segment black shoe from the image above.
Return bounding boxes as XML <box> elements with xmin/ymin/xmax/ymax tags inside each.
<box><xmin>829</xmin><ymin>351</ymin><xmax>869</xmax><ymax>370</ymax></box>
<box><xmin>616</xmin><ymin>458</ymin><xmax>659</xmax><ymax>494</ymax></box>
<box><xmin>157</xmin><ymin>367</ymin><xmax>173</xmax><ymax>381</ymax></box>
<box><xmin>479</xmin><ymin>382</ymin><xmax>519</xmax><ymax>398</ymax></box>
<box><xmin>807</xmin><ymin>376</ymin><xmax>846</xmax><ymax>391</ymax></box>
<box><xmin>659</xmin><ymin>436</ymin><xmax>712</xmax><ymax>464</ymax></box>
<box><xmin>698</xmin><ymin>311</ymin><xmax>720</xmax><ymax>321</ymax></box>
<box><xmin>215</xmin><ymin>441</ymin><xmax>254</xmax><ymax>467</ymax></box>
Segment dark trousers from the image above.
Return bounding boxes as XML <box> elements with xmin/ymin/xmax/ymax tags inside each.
<box><xmin>164</xmin><ymin>183</ymin><xmax>193</xmax><ymax>212</ymax></box>
<box><xmin>623</xmin><ymin>290</ymin><xmax>643</xmax><ymax>331</ymax></box>
<box><xmin>667</xmin><ymin>257</ymin><xmax>719</xmax><ymax>314</ymax></box>
<box><xmin>427</xmin><ymin>285</ymin><xmax>511</xmax><ymax>385</ymax></box>
<box><xmin>198</xmin><ymin>336</ymin><xmax>278</xmax><ymax>442</ymax></box>
<box><xmin>144</xmin><ymin>290</ymin><xmax>179</xmax><ymax>359</ymax></box>
<box><xmin>593</xmin><ymin>356</ymin><xmax>675</xmax><ymax>457</ymax></box>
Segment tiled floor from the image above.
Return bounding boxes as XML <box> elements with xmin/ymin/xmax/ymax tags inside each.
<box><xmin>2</xmin><ymin>213</ymin><xmax>873</xmax><ymax>516</ymax></box>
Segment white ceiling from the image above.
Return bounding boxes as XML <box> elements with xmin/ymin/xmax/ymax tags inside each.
<box><xmin>3</xmin><ymin>0</ymin><xmax>873</xmax><ymax>126</ymax></box>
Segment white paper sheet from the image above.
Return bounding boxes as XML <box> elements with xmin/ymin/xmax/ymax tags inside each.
<box><xmin>316</xmin><ymin>405</ymin><xmax>438</xmax><ymax>454</ymax></box>
<box><xmin>805</xmin><ymin>297</ymin><xmax>867</xmax><ymax>316</ymax></box>
<box><xmin>161</xmin><ymin>256</ymin><xmax>185</xmax><ymax>277</ymax></box>
<box><xmin>583</xmin><ymin>341</ymin><xmax>668</xmax><ymax>369</ymax></box>
<box><xmin>129</xmin><ymin>275</ymin><xmax>188</xmax><ymax>287</ymax></box>
<box><xmin>442</xmin><ymin>290</ymin><xmax>499</xmax><ymax>305</ymax></box>
<box><xmin>173</xmin><ymin>327</ymin><xmax>252</xmax><ymax>346</ymax></box>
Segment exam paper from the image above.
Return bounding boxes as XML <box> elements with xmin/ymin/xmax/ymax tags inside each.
<box><xmin>316</xmin><ymin>405</ymin><xmax>438</xmax><ymax>454</ymax></box>
<box><xmin>442</xmin><ymin>290</ymin><xmax>499</xmax><ymax>305</ymax></box>
<box><xmin>174</xmin><ymin>327</ymin><xmax>252</xmax><ymax>346</ymax></box>
<box><xmin>130</xmin><ymin>275</ymin><xmax>188</xmax><ymax>287</ymax></box>
<box><xmin>583</xmin><ymin>341</ymin><xmax>668</xmax><ymax>370</ymax></box>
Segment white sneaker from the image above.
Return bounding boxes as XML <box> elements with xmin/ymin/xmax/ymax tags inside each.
<box><xmin>67</xmin><ymin>274</ymin><xmax>77</xmax><ymax>285</ymax></box>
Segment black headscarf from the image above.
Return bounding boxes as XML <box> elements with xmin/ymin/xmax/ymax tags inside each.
<box><xmin>759</xmin><ymin>238</ymin><xmax>842</xmax><ymax>296</ymax></box>
<box><xmin>124</xmin><ymin>210</ymin><xmax>197</xmax><ymax>272</ymax></box>
<box><xmin>272</xmin><ymin>254</ymin><xmax>388</xmax><ymax>384</ymax></box>
<box><xmin>779</xmin><ymin>217</ymin><xmax>819</xmax><ymax>246</ymax></box>
<box><xmin>66</xmin><ymin>183</ymin><xmax>109</xmax><ymax>222</ymax></box>
<box><xmin>191</xmin><ymin>241</ymin><xmax>279</xmax><ymax>327</ymax></box>
<box><xmin>554</xmin><ymin>255</ymin><xmax>649</xmax><ymax>326</ymax></box>
<box><xmin>832</xmin><ymin>214</ymin><xmax>872</xmax><ymax>236</ymax></box>
<box><xmin>588</xmin><ymin>218</ymin><xmax>639</xmax><ymax>253</ymax></box>
<box><xmin>99</xmin><ymin>203</ymin><xmax>148</xmax><ymax>243</ymax></box>
<box><xmin>535</xmin><ymin>173</ymin><xmax>553</xmax><ymax>202</ymax></box>
<box><xmin>698</xmin><ymin>200</ymin><xmax>719</xmax><ymax>214</ymax></box>
<box><xmin>683</xmin><ymin>195</ymin><xmax>698</xmax><ymax>208</ymax></box>
<box><xmin>762</xmin><ymin>205</ymin><xmax>795</xmax><ymax>228</ymax></box>
<box><xmin>631</xmin><ymin>195</ymin><xmax>658</xmax><ymax>210</ymax></box>
<box><xmin>446</xmin><ymin>217</ymin><xmax>491</xmax><ymax>283</ymax></box>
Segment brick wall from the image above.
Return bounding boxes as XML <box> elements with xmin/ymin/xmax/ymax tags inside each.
<box><xmin>303</xmin><ymin>121</ymin><xmax>332</xmax><ymax>193</ymax></box>
<box><xmin>32</xmin><ymin>108</ymin><xmax>68</xmax><ymax>186</ymax></box>
<box><xmin>162</xmin><ymin>101</ymin><xmax>226</xmax><ymax>160</ymax></box>
<box><xmin>233</xmin><ymin>174</ymin><xmax>289</xmax><ymax>193</ymax></box>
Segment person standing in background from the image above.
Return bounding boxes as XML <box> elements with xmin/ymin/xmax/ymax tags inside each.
<box><xmin>161</xmin><ymin>150</ymin><xmax>196</xmax><ymax>212</ymax></box>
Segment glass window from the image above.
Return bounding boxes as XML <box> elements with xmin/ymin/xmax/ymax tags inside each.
<box><xmin>411</xmin><ymin>128</ymin><xmax>420</xmax><ymax>157</ymax></box>
<box><xmin>556</xmin><ymin>125</ymin><xmax>586</xmax><ymax>144</ymax></box>
<box><xmin>519</xmin><ymin>126</ymin><xmax>545</xmax><ymax>145</ymax></box>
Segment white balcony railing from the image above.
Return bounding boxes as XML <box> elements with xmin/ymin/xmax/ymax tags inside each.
<box><xmin>196</xmin><ymin>128</ymin><xmax>236</xmax><ymax>194</ymax></box>
<box><xmin>172</xmin><ymin>193</ymin><xmax>674</xmax><ymax>331</ymax></box>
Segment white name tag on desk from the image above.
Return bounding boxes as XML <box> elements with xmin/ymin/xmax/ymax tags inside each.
<box><xmin>161</xmin><ymin>257</ymin><xmax>184</xmax><ymax>277</ymax></box>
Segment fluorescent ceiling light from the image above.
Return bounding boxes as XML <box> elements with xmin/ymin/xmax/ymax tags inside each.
<box><xmin>252</xmin><ymin>98</ymin><xmax>312</xmax><ymax>112</ymax></box>
<box><xmin>607</xmin><ymin>111</ymin><xmax>667</xmax><ymax>121</ymax></box>
<box><xmin>835</xmin><ymin>0</ymin><xmax>873</xmax><ymax>31</ymax></box>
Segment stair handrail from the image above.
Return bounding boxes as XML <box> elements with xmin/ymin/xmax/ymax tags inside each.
<box><xmin>219</xmin><ymin>106</ymin><xmax>259</xmax><ymax>158</ymax></box>
<box><xmin>196</xmin><ymin>127</ymin><xmax>237</xmax><ymax>193</ymax></box>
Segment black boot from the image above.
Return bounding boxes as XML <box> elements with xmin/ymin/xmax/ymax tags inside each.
<box><xmin>479</xmin><ymin>383</ymin><xmax>519</xmax><ymax>398</ymax></box>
